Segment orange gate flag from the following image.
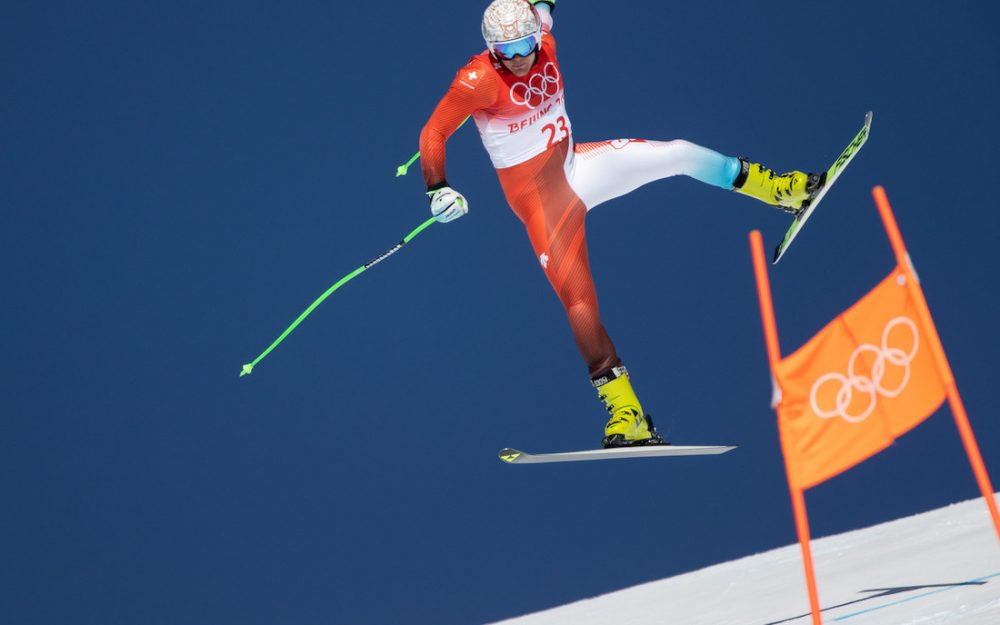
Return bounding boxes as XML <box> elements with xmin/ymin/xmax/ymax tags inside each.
<box><xmin>772</xmin><ymin>267</ymin><xmax>947</xmax><ymax>491</ymax></box>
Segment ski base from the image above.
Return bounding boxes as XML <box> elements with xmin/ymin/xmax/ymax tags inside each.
<box><xmin>498</xmin><ymin>445</ymin><xmax>737</xmax><ymax>464</ymax></box>
<box><xmin>772</xmin><ymin>110</ymin><xmax>873</xmax><ymax>264</ymax></box>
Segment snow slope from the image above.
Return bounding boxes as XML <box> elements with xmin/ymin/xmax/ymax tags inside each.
<box><xmin>488</xmin><ymin>494</ymin><xmax>1000</xmax><ymax>625</ymax></box>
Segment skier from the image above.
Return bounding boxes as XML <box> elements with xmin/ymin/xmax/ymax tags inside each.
<box><xmin>419</xmin><ymin>0</ymin><xmax>823</xmax><ymax>447</ymax></box>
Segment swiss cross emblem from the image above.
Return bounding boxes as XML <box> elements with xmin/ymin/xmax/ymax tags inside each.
<box><xmin>467</xmin><ymin>71</ymin><xmax>479</xmax><ymax>80</ymax></box>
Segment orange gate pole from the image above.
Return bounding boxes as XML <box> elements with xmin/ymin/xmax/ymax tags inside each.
<box><xmin>750</xmin><ymin>231</ymin><xmax>824</xmax><ymax>624</ymax></box>
<box><xmin>872</xmin><ymin>186</ymin><xmax>1000</xmax><ymax>542</ymax></box>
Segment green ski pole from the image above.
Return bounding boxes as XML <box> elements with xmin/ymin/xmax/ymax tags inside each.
<box><xmin>240</xmin><ymin>216</ymin><xmax>438</xmax><ymax>377</ymax></box>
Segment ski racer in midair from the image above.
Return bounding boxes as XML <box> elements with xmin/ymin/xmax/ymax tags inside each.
<box><xmin>419</xmin><ymin>0</ymin><xmax>823</xmax><ymax>447</ymax></box>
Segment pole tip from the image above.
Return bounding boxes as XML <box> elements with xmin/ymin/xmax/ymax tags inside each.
<box><xmin>240</xmin><ymin>363</ymin><xmax>254</xmax><ymax>377</ymax></box>
<box><xmin>872</xmin><ymin>185</ymin><xmax>890</xmax><ymax>207</ymax></box>
<box><xmin>396</xmin><ymin>164</ymin><xmax>408</xmax><ymax>177</ymax></box>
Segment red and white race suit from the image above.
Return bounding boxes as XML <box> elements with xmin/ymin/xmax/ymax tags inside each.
<box><xmin>420</xmin><ymin>15</ymin><xmax>740</xmax><ymax>376</ymax></box>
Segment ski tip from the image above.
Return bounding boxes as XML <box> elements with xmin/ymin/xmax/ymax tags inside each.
<box><xmin>772</xmin><ymin>241</ymin><xmax>785</xmax><ymax>264</ymax></box>
<box><xmin>498</xmin><ymin>448</ymin><xmax>523</xmax><ymax>463</ymax></box>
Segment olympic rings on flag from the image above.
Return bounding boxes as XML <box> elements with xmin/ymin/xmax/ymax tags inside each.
<box><xmin>510</xmin><ymin>62</ymin><xmax>561</xmax><ymax>109</ymax></box>
<box><xmin>809</xmin><ymin>316</ymin><xmax>920</xmax><ymax>424</ymax></box>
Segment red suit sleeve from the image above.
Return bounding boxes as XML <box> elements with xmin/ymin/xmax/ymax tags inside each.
<box><xmin>419</xmin><ymin>59</ymin><xmax>499</xmax><ymax>189</ymax></box>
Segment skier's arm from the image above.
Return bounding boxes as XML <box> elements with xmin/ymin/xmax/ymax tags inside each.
<box><xmin>418</xmin><ymin>65</ymin><xmax>497</xmax><ymax>191</ymax></box>
<box><xmin>531</xmin><ymin>0</ymin><xmax>554</xmax><ymax>31</ymax></box>
<box><xmin>419</xmin><ymin>63</ymin><xmax>498</xmax><ymax>222</ymax></box>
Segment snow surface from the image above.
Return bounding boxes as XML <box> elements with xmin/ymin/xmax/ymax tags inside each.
<box><xmin>488</xmin><ymin>494</ymin><xmax>1000</xmax><ymax>625</ymax></box>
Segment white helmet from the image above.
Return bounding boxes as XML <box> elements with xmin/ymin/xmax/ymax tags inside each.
<box><xmin>482</xmin><ymin>0</ymin><xmax>541</xmax><ymax>46</ymax></box>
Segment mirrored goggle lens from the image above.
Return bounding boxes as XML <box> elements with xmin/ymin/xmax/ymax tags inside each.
<box><xmin>491</xmin><ymin>33</ymin><xmax>540</xmax><ymax>60</ymax></box>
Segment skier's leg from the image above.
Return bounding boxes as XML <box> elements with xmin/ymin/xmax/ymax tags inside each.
<box><xmin>520</xmin><ymin>205</ymin><xmax>657</xmax><ymax>446</ymax></box>
<box><xmin>497</xmin><ymin>142</ymin><xmax>620</xmax><ymax>377</ymax></box>
<box><xmin>497</xmin><ymin>142</ymin><xmax>660</xmax><ymax>446</ymax></box>
<box><xmin>565</xmin><ymin>138</ymin><xmax>820</xmax><ymax>213</ymax></box>
<box><xmin>567</xmin><ymin>139</ymin><xmax>742</xmax><ymax>209</ymax></box>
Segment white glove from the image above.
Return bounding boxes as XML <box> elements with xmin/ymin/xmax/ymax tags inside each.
<box><xmin>427</xmin><ymin>186</ymin><xmax>469</xmax><ymax>223</ymax></box>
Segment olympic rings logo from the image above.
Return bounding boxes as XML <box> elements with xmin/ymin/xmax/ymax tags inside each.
<box><xmin>510</xmin><ymin>62</ymin><xmax>561</xmax><ymax>109</ymax></box>
<box><xmin>809</xmin><ymin>316</ymin><xmax>919</xmax><ymax>424</ymax></box>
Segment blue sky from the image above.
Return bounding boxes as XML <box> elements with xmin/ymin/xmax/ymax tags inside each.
<box><xmin>4</xmin><ymin>2</ymin><xmax>999</xmax><ymax>624</ymax></box>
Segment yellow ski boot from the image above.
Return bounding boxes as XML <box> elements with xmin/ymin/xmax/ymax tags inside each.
<box><xmin>733</xmin><ymin>158</ymin><xmax>825</xmax><ymax>215</ymax></box>
<box><xmin>592</xmin><ymin>366</ymin><xmax>665</xmax><ymax>448</ymax></box>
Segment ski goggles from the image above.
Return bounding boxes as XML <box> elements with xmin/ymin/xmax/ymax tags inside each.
<box><xmin>489</xmin><ymin>31</ymin><xmax>542</xmax><ymax>60</ymax></box>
